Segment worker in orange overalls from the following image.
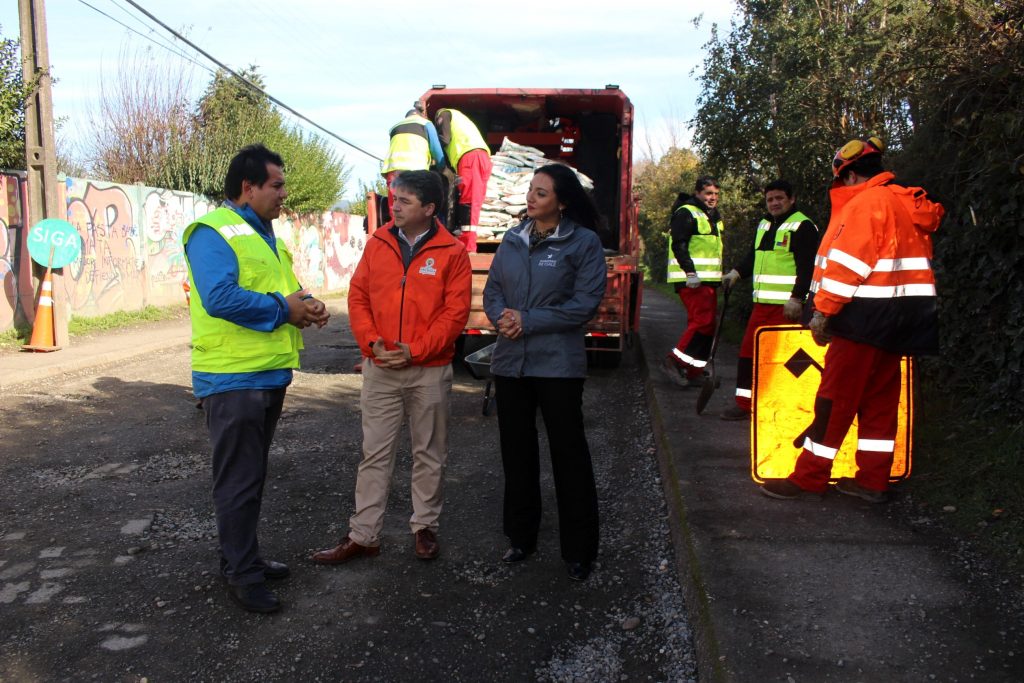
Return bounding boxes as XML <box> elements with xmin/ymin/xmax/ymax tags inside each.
<box><xmin>760</xmin><ymin>137</ymin><xmax>944</xmax><ymax>503</ymax></box>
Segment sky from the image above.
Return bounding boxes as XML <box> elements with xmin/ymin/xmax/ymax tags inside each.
<box><xmin>2</xmin><ymin>0</ymin><xmax>737</xmax><ymax>199</ymax></box>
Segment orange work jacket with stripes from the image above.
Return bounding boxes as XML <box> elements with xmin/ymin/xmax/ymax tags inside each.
<box><xmin>810</xmin><ymin>171</ymin><xmax>945</xmax><ymax>355</ymax></box>
<box><xmin>348</xmin><ymin>218</ymin><xmax>472</xmax><ymax>366</ymax></box>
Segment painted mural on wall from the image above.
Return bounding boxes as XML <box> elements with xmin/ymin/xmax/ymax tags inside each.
<box><xmin>0</xmin><ymin>171</ymin><xmax>365</xmax><ymax>334</ymax></box>
<box><xmin>0</xmin><ymin>174</ymin><xmax>34</xmax><ymax>331</ymax></box>
<box><xmin>62</xmin><ymin>179</ymin><xmax>148</xmax><ymax>315</ymax></box>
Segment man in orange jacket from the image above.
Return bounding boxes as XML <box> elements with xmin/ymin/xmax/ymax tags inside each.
<box><xmin>311</xmin><ymin>170</ymin><xmax>472</xmax><ymax>563</ymax></box>
<box><xmin>760</xmin><ymin>137</ymin><xmax>944</xmax><ymax>503</ymax></box>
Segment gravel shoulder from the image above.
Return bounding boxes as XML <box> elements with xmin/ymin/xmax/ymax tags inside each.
<box><xmin>0</xmin><ymin>307</ymin><xmax>697</xmax><ymax>682</ymax></box>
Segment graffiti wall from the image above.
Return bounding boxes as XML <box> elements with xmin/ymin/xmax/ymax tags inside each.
<box><xmin>0</xmin><ymin>174</ymin><xmax>34</xmax><ymax>331</ymax></box>
<box><xmin>0</xmin><ymin>172</ymin><xmax>366</xmax><ymax>333</ymax></box>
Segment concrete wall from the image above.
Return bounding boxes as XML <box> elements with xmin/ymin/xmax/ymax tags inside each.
<box><xmin>0</xmin><ymin>172</ymin><xmax>366</xmax><ymax>332</ymax></box>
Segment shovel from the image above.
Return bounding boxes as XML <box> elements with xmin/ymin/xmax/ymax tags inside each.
<box><xmin>696</xmin><ymin>286</ymin><xmax>731</xmax><ymax>415</ymax></box>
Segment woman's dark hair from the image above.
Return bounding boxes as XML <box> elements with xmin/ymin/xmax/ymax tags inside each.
<box><xmin>392</xmin><ymin>169</ymin><xmax>446</xmax><ymax>216</ymax></box>
<box><xmin>224</xmin><ymin>144</ymin><xmax>285</xmax><ymax>200</ymax></box>
<box><xmin>534</xmin><ymin>163</ymin><xmax>603</xmax><ymax>231</ymax></box>
<box><xmin>695</xmin><ymin>176</ymin><xmax>720</xmax><ymax>193</ymax></box>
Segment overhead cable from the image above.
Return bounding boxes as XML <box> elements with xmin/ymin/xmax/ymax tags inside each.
<box><xmin>118</xmin><ymin>0</ymin><xmax>382</xmax><ymax>162</ymax></box>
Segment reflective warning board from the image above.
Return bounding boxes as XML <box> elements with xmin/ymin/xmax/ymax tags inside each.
<box><xmin>752</xmin><ymin>325</ymin><xmax>912</xmax><ymax>483</ymax></box>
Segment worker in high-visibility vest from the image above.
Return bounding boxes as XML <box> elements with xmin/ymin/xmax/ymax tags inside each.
<box><xmin>381</xmin><ymin>105</ymin><xmax>445</xmax><ymax>218</ymax></box>
<box><xmin>760</xmin><ymin>137</ymin><xmax>944</xmax><ymax>503</ymax></box>
<box><xmin>184</xmin><ymin>144</ymin><xmax>330</xmax><ymax>613</ymax></box>
<box><xmin>662</xmin><ymin>177</ymin><xmax>725</xmax><ymax>387</ymax></box>
<box><xmin>719</xmin><ymin>180</ymin><xmax>819</xmax><ymax>420</ymax></box>
<box><xmin>435</xmin><ymin>107</ymin><xmax>492</xmax><ymax>253</ymax></box>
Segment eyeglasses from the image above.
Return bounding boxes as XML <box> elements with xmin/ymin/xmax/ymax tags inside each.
<box><xmin>833</xmin><ymin>136</ymin><xmax>885</xmax><ymax>176</ymax></box>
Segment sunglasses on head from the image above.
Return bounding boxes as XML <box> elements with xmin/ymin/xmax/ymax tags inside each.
<box><xmin>833</xmin><ymin>136</ymin><xmax>885</xmax><ymax>175</ymax></box>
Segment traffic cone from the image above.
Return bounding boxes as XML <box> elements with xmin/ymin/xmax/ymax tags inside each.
<box><xmin>22</xmin><ymin>268</ymin><xmax>61</xmax><ymax>352</ymax></box>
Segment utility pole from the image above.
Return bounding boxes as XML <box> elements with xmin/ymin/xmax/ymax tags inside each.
<box><xmin>19</xmin><ymin>0</ymin><xmax>67</xmax><ymax>346</ymax></box>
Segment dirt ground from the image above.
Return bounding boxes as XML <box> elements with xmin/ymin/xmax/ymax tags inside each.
<box><xmin>0</xmin><ymin>308</ymin><xmax>697</xmax><ymax>682</ymax></box>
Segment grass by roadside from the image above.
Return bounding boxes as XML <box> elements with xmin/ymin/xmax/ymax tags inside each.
<box><xmin>907</xmin><ymin>390</ymin><xmax>1024</xmax><ymax>574</ymax></box>
<box><xmin>0</xmin><ymin>305</ymin><xmax>188</xmax><ymax>351</ymax></box>
<box><xmin>68</xmin><ymin>305</ymin><xmax>189</xmax><ymax>335</ymax></box>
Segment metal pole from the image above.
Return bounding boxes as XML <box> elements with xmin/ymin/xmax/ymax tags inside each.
<box><xmin>19</xmin><ymin>0</ymin><xmax>67</xmax><ymax>346</ymax></box>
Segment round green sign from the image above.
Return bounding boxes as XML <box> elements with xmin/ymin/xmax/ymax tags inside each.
<box><xmin>27</xmin><ymin>218</ymin><xmax>83</xmax><ymax>268</ymax></box>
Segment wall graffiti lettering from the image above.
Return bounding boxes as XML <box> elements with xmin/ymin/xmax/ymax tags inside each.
<box><xmin>63</xmin><ymin>180</ymin><xmax>146</xmax><ymax>316</ymax></box>
<box><xmin>1</xmin><ymin>172</ymin><xmax>365</xmax><ymax>333</ymax></box>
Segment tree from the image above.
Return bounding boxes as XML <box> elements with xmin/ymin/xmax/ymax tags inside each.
<box><xmin>86</xmin><ymin>46</ymin><xmax>196</xmax><ymax>184</ymax></box>
<box><xmin>346</xmin><ymin>177</ymin><xmax>387</xmax><ymax>217</ymax></box>
<box><xmin>273</xmin><ymin>126</ymin><xmax>349</xmax><ymax>214</ymax></box>
<box><xmin>693</xmin><ymin>0</ymin><xmax>1024</xmax><ymax>415</ymax></box>
<box><xmin>692</xmin><ymin>0</ymin><xmax>940</xmax><ymax>220</ymax></box>
<box><xmin>634</xmin><ymin>146</ymin><xmax>701</xmax><ymax>282</ymax></box>
<box><xmin>0</xmin><ymin>25</ymin><xmax>39</xmax><ymax>170</ymax></box>
<box><xmin>171</xmin><ymin>67</ymin><xmax>347</xmax><ymax>212</ymax></box>
<box><xmin>88</xmin><ymin>57</ymin><xmax>348</xmax><ymax>213</ymax></box>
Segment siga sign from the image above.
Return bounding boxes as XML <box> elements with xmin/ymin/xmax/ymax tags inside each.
<box><xmin>27</xmin><ymin>218</ymin><xmax>82</xmax><ymax>269</ymax></box>
<box><xmin>751</xmin><ymin>325</ymin><xmax>912</xmax><ymax>483</ymax></box>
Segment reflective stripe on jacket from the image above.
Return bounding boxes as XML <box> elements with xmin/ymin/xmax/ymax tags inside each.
<box><xmin>381</xmin><ymin>114</ymin><xmax>431</xmax><ymax>174</ymax></box>
<box><xmin>348</xmin><ymin>219</ymin><xmax>472</xmax><ymax>366</ymax></box>
<box><xmin>811</xmin><ymin>172</ymin><xmax>944</xmax><ymax>354</ymax></box>
<box><xmin>753</xmin><ymin>210</ymin><xmax>813</xmax><ymax>303</ymax></box>
<box><xmin>183</xmin><ymin>207</ymin><xmax>302</xmax><ymax>373</ymax></box>
<box><xmin>667</xmin><ymin>205</ymin><xmax>723</xmax><ymax>282</ymax></box>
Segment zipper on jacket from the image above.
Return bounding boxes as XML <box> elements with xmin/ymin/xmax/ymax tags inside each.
<box><xmin>380</xmin><ymin>233</ymin><xmax>447</xmax><ymax>345</ymax></box>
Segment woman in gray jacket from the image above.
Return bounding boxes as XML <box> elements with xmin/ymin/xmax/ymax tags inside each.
<box><xmin>483</xmin><ymin>163</ymin><xmax>607</xmax><ymax>581</ymax></box>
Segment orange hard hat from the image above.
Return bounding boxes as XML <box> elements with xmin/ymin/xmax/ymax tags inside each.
<box><xmin>832</xmin><ymin>136</ymin><xmax>885</xmax><ymax>178</ymax></box>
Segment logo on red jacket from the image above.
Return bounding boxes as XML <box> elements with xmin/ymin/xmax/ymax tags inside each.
<box><xmin>418</xmin><ymin>257</ymin><xmax>437</xmax><ymax>276</ymax></box>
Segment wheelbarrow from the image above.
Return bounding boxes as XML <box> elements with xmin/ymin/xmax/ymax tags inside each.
<box><xmin>463</xmin><ymin>342</ymin><xmax>497</xmax><ymax>416</ymax></box>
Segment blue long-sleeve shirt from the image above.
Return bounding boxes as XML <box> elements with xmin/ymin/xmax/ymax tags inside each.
<box><xmin>425</xmin><ymin>121</ymin><xmax>446</xmax><ymax>167</ymax></box>
<box><xmin>184</xmin><ymin>200</ymin><xmax>295</xmax><ymax>398</ymax></box>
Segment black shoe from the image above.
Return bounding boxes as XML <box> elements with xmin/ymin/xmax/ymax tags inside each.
<box><xmin>566</xmin><ymin>561</ymin><xmax>592</xmax><ymax>582</ymax></box>
<box><xmin>502</xmin><ymin>546</ymin><xmax>536</xmax><ymax>563</ymax></box>
<box><xmin>262</xmin><ymin>560</ymin><xmax>290</xmax><ymax>581</ymax></box>
<box><xmin>227</xmin><ymin>582</ymin><xmax>280</xmax><ymax>613</ymax></box>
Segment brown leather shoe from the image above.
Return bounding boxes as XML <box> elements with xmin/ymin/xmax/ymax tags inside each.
<box><xmin>414</xmin><ymin>529</ymin><xmax>439</xmax><ymax>560</ymax></box>
<box><xmin>310</xmin><ymin>535</ymin><xmax>380</xmax><ymax>565</ymax></box>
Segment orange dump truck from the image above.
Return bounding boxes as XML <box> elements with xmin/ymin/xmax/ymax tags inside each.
<box><xmin>421</xmin><ymin>86</ymin><xmax>642</xmax><ymax>366</ymax></box>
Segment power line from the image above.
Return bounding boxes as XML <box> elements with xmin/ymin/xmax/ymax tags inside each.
<box><xmin>117</xmin><ymin>0</ymin><xmax>382</xmax><ymax>162</ymax></box>
<box><xmin>74</xmin><ymin>0</ymin><xmax>216</xmax><ymax>75</ymax></box>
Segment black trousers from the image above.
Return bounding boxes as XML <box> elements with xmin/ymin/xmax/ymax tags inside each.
<box><xmin>204</xmin><ymin>388</ymin><xmax>286</xmax><ymax>585</ymax></box>
<box><xmin>493</xmin><ymin>375</ymin><xmax>599</xmax><ymax>563</ymax></box>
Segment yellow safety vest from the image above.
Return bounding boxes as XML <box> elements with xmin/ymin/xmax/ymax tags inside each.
<box><xmin>752</xmin><ymin>211</ymin><xmax>813</xmax><ymax>303</ymax></box>
<box><xmin>666</xmin><ymin>205</ymin><xmax>724</xmax><ymax>283</ymax></box>
<box><xmin>438</xmin><ymin>108</ymin><xmax>488</xmax><ymax>167</ymax></box>
<box><xmin>183</xmin><ymin>207</ymin><xmax>303</xmax><ymax>373</ymax></box>
<box><xmin>381</xmin><ymin>114</ymin><xmax>431</xmax><ymax>174</ymax></box>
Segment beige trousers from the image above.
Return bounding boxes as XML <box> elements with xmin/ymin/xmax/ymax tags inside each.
<box><xmin>348</xmin><ymin>360</ymin><xmax>453</xmax><ymax>546</ymax></box>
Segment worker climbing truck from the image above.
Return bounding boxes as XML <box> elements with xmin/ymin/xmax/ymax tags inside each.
<box><xmin>421</xmin><ymin>86</ymin><xmax>641</xmax><ymax>367</ymax></box>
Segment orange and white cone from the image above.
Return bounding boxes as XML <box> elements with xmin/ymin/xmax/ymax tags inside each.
<box><xmin>22</xmin><ymin>268</ymin><xmax>61</xmax><ymax>352</ymax></box>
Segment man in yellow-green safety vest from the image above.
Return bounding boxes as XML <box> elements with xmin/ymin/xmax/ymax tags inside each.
<box><xmin>381</xmin><ymin>104</ymin><xmax>446</xmax><ymax>218</ymax></box>
<box><xmin>662</xmin><ymin>176</ymin><xmax>725</xmax><ymax>388</ymax></box>
<box><xmin>434</xmin><ymin>107</ymin><xmax>492</xmax><ymax>253</ymax></box>
<box><xmin>183</xmin><ymin>144</ymin><xmax>330</xmax><ymax>614</ymax></box>
<box><xmin>719</xmin><ymin>179</ymin><xmax>820</xmax><ymax>420</ymax></box>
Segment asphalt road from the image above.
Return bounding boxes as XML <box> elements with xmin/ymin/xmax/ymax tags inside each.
<box><xmin>0</xmin><ymin>308</ymin><xmax>696</xmax><ymax>682</ymax></box>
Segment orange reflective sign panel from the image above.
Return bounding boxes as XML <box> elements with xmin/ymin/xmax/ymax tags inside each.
<box><xmin>752</xmin><ymin>326</ymin><xmax>912</xmax><ymax>483</ymax></box>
